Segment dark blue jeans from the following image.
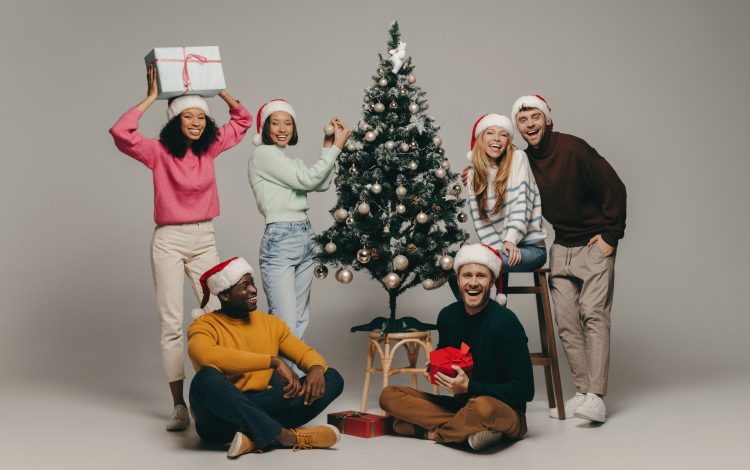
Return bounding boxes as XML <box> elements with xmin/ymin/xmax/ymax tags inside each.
<box><xmin>189</xmin><ymin>367</ymin><xmax>344</xmax><ymax>449</ymax></box>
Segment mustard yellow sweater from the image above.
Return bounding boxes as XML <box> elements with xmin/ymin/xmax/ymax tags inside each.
<box><xmin>188</xmin><ymin>310</ymin><xmax>328</xmax><ymax>392</ymax></box>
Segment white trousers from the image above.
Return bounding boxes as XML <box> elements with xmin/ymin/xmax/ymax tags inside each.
<box><xmin>150</xmin><ymin>221</ymin><xmax>220</xmax><ymax>382</ymax></box>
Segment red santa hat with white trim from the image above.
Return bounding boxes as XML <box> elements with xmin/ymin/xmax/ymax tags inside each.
<box><xmin>466</xmin><ymin>113</ymin><xmax>514</xmax><ymax>162</ymax></box>
<box><xmin>166</xmin><ymin>95</ymin><xmax>210</xmax><ymax>121</ymax></box>
<box><xmin>252</xmin><ymin>99</ymin><xmax>297</xmax><ymax>145</ymax></box>
<box><xmin>511</xmin><ymin>94</ymin><xmax>552</xmax><ymax>127</ymax></box>
<box><xmin>453</xmin><ymin>243</ymin><xmax>507</xmax><ymax>306</ymax></box>
<box><xmin>198</xmin><ymin>257</ymin><xmax>254</xmax><ymax>309</ymax></box>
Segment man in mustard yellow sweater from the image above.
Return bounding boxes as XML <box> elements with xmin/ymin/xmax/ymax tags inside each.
<box><xmin>187</xmin><ymin>257</ymin><xmax>344</xmax><ymax>459</ymax></box>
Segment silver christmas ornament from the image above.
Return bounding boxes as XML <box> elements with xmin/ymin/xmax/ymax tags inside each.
<box><xmin>451</xmin><ymin>184</ymin><xmax>462</xmax><ymax>196</ymax></box>
<box><xmin>314</xmin><ymin>265</ymin><xmax>328</xmax><ymax>279</ymax></box>
<box><xmin>409</xmin><ymin>103</ymin><xmax>420</xmax><ymax>114</ymax></box>
<box><xmin>416</xmin><ymin>212</ymin><xmax>429</xmax><ymax>224</ymax></box>
<box><xmin>440</xmin><ymin>159</ymin><xmax>450</xmax><ymax>170</ymax></box>
<box><xmin>435</xmin><ymin>168</ymin><xmax>447</xmax><ymax>179</ymax></box>
<box><xmin>457</xmin><ymin>212</ymin><xmax>469</xmax><ymax>223</ymax></box>
<box><xmin>334</xmin><ymin>208</ymin><xmax>349</xmax><ymax>222</ymax></box>
<box><xmin>324</xmin><ymin>124</ymin><xmax>335</xmax><ymax>136</ymax></box>
<box><xmin>371</xmin><ymin>183</ymin><xmax>382</xmax><ymax>194</ymax></box>
<box><xmin>389</xmin><ymin>101</ymin><xmax>398</xmax><ymax>109</ymax></box>
<box><xmin>421</xmin><ymin>278</ymin><xmax>435</xmax><ymax>290</ymax></box>
<box><xmin>393</xmin><ymin>255</ymin><xmax>409</xmax><ymax>271</ymax></box>
<box><xmin>346</xmin><ymin>215</ymin><xmax>355</xmax><ymax>226</ymax></box>
<box><xmin>336</xmin><ymin>268</ymin><xmax>353</xmax><ymax>284</ymax></box>
<box><xmin>439</xmin><ymin>255</ymin><xmax>454</xmax><ymax>271</ymax></box>
<box><xmin>373</xmin><ymin>103</ymin><xmax>385</xmax><ymax>113</ymax></box>
<box><xmin>325</xmin><ymin>242</ymin><xmax>337</xmax><ymax>254</ymax></box>
<box><xmin>396</xmin><ymin>203</ymin><xmax>406</xmax><ymax>214</ymax></box>
<box><xmin>399</xmin><ymin>87</ymin><xmax>407</xmax><ymax>96</ymax></box>
<box><xmin>357</xmin><ymin>248</ymin><xmax>371</xmax><ymax>264</ymax></box>
<box><xmin>395</xmin><ymin>186</ymin><xmax>407</xmax><ymax>197</ymax></box>
<box><xmin>384</xmin><ymin>141</ymin><xmax>395</xmax><ymax>151</ymax></box>
<box><xmin>365</xmin><ymin>131</ymin><xmax>376</xmax><ymax>142</ymax></box>
<box><xmin>359</xmin><ymin>122</ymin><xmax>370</xmax><ymax>131</ymax></box>
<box><xmin>407</xmin><ymin>73</ymin><xmax>416</xmax><ymax>84</ymax></box>
<box><xmin>410</xmin><ymin>140</ymin><xmax>418</xmax><ymax>149</ymax></box>
<box><xmin>346</xmin><ymin>142</ymin><xmax>356</xmax><ymax>152</ymax></box>
<box><xmin>432</xmin><ymin>136</ymin><xmax>443</xmax><ymax>147</ymax></box>
<box><xmin>399</xmin><ymin>142</ymin><xmax>411</xmax><ymax>152</ymax></box>
<box><xmin>357</xmin><ymin>202</ymin><xmax>371</xmax><ymax>215</ymax></box>
<box><xmin>383</xmin><ymin>272</ymin><xmax>401</xmax><ymax>289</ymax></box>
<box><xmin>378</xmin><ymin>78</ymin><xmax>388</xmax><ymax>87</ymax></box>
<box><xmin>408</xmin><ymin>161</ymin><xmax>418</xmax><ymax>171</ymax></box>
<box><xmin>349</xmin><ymin>165</ymin><xmax>359</xmax><ymax>176</ymax></box>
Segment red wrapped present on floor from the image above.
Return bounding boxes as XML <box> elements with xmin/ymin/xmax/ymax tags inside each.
<box><xmin>429</xmin><ymin>342</ymin><xmax>473</xmax><ymax>384</ymax></box>
<box><xmin>327</xmin><ymin>410</ymin><xmax>391</xmax><ymax>438</ymax></box>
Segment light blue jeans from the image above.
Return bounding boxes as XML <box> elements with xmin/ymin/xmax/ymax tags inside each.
<box><xmin>449</xmin><ymin>244</ymin><xmax>547</xmax><ymax>301</ymax></box>
<box><xmin>259</xmin><ymin>220</ymin><xmax>315</xmax><ymax>344</ymax></box>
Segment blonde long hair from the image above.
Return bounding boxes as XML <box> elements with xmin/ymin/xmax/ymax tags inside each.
<box><xmin>471</xmin><ymin>131</ymin><xmax>515</xmax><ymax>222</ymax></box>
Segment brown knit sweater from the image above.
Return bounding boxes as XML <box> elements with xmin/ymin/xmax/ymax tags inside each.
<box><xmin>526</xmin><ymin>131</ymin><xmax>626</xmax><ymax>247</ymax></box>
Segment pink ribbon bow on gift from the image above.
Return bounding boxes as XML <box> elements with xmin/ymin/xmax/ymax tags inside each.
<box><xmin>153</xmin><ymin>47</ymin><xmax>222</xmax><ymax>95</ymax></box>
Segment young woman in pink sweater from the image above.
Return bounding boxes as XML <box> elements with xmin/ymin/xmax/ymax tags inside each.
<box><xmin>109</xmin><ymin>65</ymin><xmax>252</xmax><ymax>431</ymax></box>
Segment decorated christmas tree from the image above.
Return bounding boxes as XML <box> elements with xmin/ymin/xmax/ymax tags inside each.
<box><xmin>314</xmin><ymin>22</ymin><xmax>468</xmax><ymax>334</ymax></box>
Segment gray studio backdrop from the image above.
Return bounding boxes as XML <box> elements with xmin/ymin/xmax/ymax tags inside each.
<box><xmin>2</xmin><ymin>0</ymin><xmax>749</xmax><ymax>402</ymax></box>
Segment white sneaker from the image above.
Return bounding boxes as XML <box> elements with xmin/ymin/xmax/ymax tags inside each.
<box><xmin>549</xmin><ymin>392</ymin><xmax>587</xmax><ymax>419</ymax></box>
<box><xmin>574</xmin><ymin>393</ymin><xmax>606</xmax><ymax>423</ymax></box>
<box><xmin>467</xmin><ymin>430</ymin><xmax>503</xmax><ymax>451</ymax></box>
<box><xmin>166</xmin><ymin>404</ymin><xmax>190</xmax><ymax>431</ymax></box>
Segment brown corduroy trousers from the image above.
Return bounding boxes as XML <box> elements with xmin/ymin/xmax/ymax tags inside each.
<box><xmin>379</xmin><ymin>386</ymin><xmax>526</xmax><ymax>444</ymax></box>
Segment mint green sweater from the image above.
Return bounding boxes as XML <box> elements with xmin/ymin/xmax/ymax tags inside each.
<box><xmin>248</xmin><ymin>144</ymin><xmax>341</xmax><ymax>224</ymax></box>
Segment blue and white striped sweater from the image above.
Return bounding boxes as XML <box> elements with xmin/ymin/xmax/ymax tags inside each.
<box><xmin>468</xmin><ymin>149</ymin><xmax>547</xmax><ymax>249</ymax></box>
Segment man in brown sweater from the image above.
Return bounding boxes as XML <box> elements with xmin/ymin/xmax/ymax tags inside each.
<box><xmin>511</xmin><ymin>95</ymin><xmax>626</xmax><ymax>423</ymax></box>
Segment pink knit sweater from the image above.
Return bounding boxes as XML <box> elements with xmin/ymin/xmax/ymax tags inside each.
<box><xmin>110</xmin><ymin>105</ymin><xmax>252</xmax><ymax>226</ymax></box>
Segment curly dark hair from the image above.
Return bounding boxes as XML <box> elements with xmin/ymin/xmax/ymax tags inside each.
<box><xmin>261</xmin><ymin>115</ymin><xmax>298</xmax><ymax>146</ymax></box>
<box><xmin>159</xmin><ymin>115</ymin><xmax>220</xmax><ymax>158</ymax></box>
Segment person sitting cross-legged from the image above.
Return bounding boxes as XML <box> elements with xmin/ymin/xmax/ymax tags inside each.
<box><xmin>187</xmin><ymin>257</ymin><xmax>344</xmax><ymax>459</ymax></box>
<box><xmin>379</xmin><ymin>244</ymin><xmax>534</xmax><ymax>451</ymax></box>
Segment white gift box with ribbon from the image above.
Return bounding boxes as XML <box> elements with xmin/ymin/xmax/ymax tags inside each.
<box><xmin>144</xmin><ymin>46</ymin><xmax>226</xmax><ymax>100</ymax></box>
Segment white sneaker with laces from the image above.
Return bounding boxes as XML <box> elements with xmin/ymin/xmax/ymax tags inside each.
<box><xmin>166</xmin><ymin>404</ymin><xmax>190</xmax><ymax>431</ymax></box>
<box><xmin>574</xmin><ymin>393</ymin><xmax>606</xmax><ymax>423</ymax></box>
<box><xmin>467</xmin><ymin>430</ymin><xmax>503</xmax><ymax>451</ymax></box>
<box><xmin>549</xmin><ymin>392</ymin><xmax>587</xmax><ymax>419</ymax></box>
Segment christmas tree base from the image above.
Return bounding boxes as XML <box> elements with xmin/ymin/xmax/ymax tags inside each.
<box><xmin>350</xmin><ymin>316</ymin><xmax>437</xmax><ymax>334</ymax></box>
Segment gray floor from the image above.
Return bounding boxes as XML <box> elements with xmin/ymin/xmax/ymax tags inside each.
<box><xmin>4</xmin><ymin>369</ymin><xmax>746</xmax><ymax>470</ymax></box>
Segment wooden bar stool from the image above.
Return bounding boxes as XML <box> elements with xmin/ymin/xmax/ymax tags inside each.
<box><xmin>360</xmin><ymin>331</ymin><xmax>438</xmax><ymax>412</ymax></box>
<box><xmin>507</xmin><ymin>268</ymin><xmax>566</xmax><ymax>419</ymax></box>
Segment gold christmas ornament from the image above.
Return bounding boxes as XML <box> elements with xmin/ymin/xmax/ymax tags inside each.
<box><xmin>314</xmin><ymin>265</ymin><xmax>328</xmax><ymax>279</ymax></box>
<box><xmin>396</xmin><ymin>204</ymin><xmax>406</xmax><ymax>214</ymax></box>
<box><xmin>324</xmin><ymin>242</ymin><xmax>337</xmax><ymax>254</ymax></box>
<box><xmin>399</xmin><ymin>142</ymin><xmax>411</xmax><ymax>152</ymax></box>
<box><xmin>440</xmin><ymin>159</ymin><xmax>450</xmax><ymax>170</ymax></box>
<box><xmin>416</xmin><ymin>212</ymin><xmax>429</xmax><ymax>224</ymax></box>
<box><xmin>395</xmin><ymin>186</ymin><xmax>408</xmax><ymax>197</ymax></box>
<box><xmin>370</xmin><ymin>183</ymin><xmax>382</xmax><ymax>194</ymax></box>
<box><xmin>432</xmin><ymin>136</ymin><xmax>443</xmax><ymax>147</ymax></box>
<box><xmin>409</xmin><ymin>103</ymin><xmax>420</xmax><ymax>114</ymax></box>
<box><xmin>435</xmin><ymin>168</ymin><xmax>447</xmax><ymax>179</ymax></box>
<box><xmin>407</xmin><ymin>73</ymin><xmax>416</xmax><ymax>84</ymax></box>
<box><xmin>384</xmin><ymin>141</ymin><xmax>395</xmax><ymax>151</ymax></box>
<box><xmin>357</xmin><ymin>248</ymin><xmax>372</xmax><ymax>264</ymax></box>
<box><xmin>378</xmin><ymin>78</ymin><xmax>388</xmax><ymax>87</ymax></box>
<box><xmin>383</xmin><ymin>272</ymin><xmax>401</xmax><ymax>289</ymax></box>
<box><xmin>365</xmin><ymin>131</ymin><xmax>376</xmax><ymax>142</ymax></box>
<box><xmin>393</xmin><ymin>255</ymin><xmax>409</xmax><ymax>271</ymax></box>
<box><xmin>334</xmin><ymin>208</ymin><xmax>349</xmax><ymax>222</ymax></box>
<box><xmin>358</xmin><ymin>202</ymin><xmax>371</xmax><ymax>215</ymax></box>
<box><xmin>336</xmin><ymin>268</ymin><xmax>353</xmax><ymax>284</ymax></box>
<box><xmin>438</xmin><ymin>254</ymin><xmax>454</xmax><ymax>271</ymax></box>
<box><xmin>408</xmin><ymin>161</ymin><xmax>418</xmax><ymax>171</ymax></box>
<box><xmin>324</xmin><ymin>124</ymin><xmax>335</xmax><ymax>136</ymax></box>
<box><xmin>373</xmin><ymin>103</ymin><xmax>385</xmax><ymax>113</ymax></box>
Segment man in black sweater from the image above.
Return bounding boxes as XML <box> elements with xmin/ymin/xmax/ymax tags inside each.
<box><xmin>380</xmin><ymin>244</ymin><xmax>534</xmax><ymax>451</ymax></box>
<box><xmin>511</xmin><ymin>95</ymin><xmax>626</xmax><ymax>423</ymax></box>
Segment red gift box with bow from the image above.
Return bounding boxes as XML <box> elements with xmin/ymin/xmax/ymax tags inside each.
<box><xmin>327</xmin><ymin>411</ymin><xmax>391</xmax><ymax>438</ymax></box>
<box><xmin>429</xmin><ymin>342</ymin><xmax>474</xmax><ymax>384</ymax></box>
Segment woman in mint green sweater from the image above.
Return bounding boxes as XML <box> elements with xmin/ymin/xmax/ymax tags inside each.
<box><xmin>248</xmin><ymin>99</ymin><xmax>350</xmax><ymax>358</ymax></box>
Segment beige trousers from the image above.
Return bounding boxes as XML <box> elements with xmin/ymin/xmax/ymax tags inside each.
<box><xmin>549</xmin><ymin>243</ymin><xmax>616</xmax><ymax>395</ymax></box>
<box><xmin>150</xmin><ymin>221</ymin><xmax>220</xmax><ymax>382</ymax></box>
<box><xmin>379</xmin><ymin>386</ymin><xmax>527</xmax><ymax>444</ymax></box>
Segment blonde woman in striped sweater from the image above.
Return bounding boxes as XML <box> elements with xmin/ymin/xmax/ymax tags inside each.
<box><xmin>451</xmin><ymin>114</ymin><xmax>547</xmax><ymax>305</ymax></box>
